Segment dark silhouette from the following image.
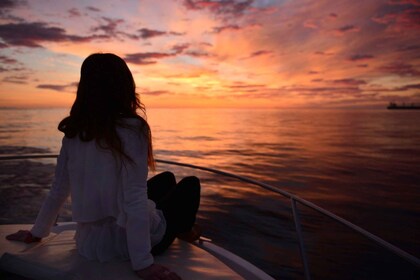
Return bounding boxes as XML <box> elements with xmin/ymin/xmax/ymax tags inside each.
<box><xmin>387</xmin><ymin>102</ymin><xmax>420</xmax><ymax>110</ymax></box>
<box><xmin>6</xmin><ymin>53</ymin><xmax>201</xmax><ymax>280</ymax></box>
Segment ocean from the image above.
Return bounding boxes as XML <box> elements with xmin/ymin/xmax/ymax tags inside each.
<box><xmin>0</xmin><ymin>108</ymin><xmax>419</xmax><ymax>279</ymax></box>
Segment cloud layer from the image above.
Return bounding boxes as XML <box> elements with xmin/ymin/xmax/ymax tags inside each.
<box><xmin>0</xmin><ymin>0</ymin><xmax>419</xmax><ymax>108</ymax></box>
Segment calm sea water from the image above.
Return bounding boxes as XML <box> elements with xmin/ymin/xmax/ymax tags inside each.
<box><xmin>0</xmin><ymin>108</ymin><xmax>419</xmax><ymax>279</ymax></box>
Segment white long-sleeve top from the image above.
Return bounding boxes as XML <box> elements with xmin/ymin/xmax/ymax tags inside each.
<box><xmin>30</xmin><ymin>118</ymin><xmax>166</xmax><ymax>271</ymax></box>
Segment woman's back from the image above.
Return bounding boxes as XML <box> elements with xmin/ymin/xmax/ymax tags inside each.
<box><xmin>66</xmin><ymin>118</ymin><xmax>145</xmax><ymax>223</ymax></box>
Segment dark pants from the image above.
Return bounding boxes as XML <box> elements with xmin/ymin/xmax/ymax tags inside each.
<box><xmin>147</xmin><ymin>171</ymin><xmax>201</xmax><ymax>255</ymax></box>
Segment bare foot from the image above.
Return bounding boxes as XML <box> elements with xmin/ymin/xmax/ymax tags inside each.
<box><xmin>6</xmin><ymin>230</ymin><xmax>41</xmax><ymax>243</ymax></box>
<box><xmin>177</xmin><ymin>225</ymin><xmax>202</xmax><ymax>242</ymax></box>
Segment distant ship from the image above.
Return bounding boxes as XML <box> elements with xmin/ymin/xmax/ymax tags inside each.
<box><xmin>387</xmin><ymin>102</ymin><xmax>420</xmax><ymax>110</ymax></box>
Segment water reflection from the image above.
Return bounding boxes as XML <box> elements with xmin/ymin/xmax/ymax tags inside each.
<box><xmin>0</xmin><ymin>108</ymin><xmax>419</xmax><ymax>279</ymax></box>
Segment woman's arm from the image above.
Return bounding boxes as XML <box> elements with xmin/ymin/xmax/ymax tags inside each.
<box><xmin>30</xmin><ymin>138</ymin><xmax>71</xmax><ymax>238</ymax></box>
<box><xmin>121</xmin><ymin>125</ymin><xmax>182</xmax><ymax>279</ymax></box>
<box><xmin>121</xmin><ymin>129</ymin><xmax>154</xmax><ymax>270</ymax></box>
<box><xmin>6</xmin><ymin>139</ymin><xmax>71</xmax><ymax>242</ymax></box>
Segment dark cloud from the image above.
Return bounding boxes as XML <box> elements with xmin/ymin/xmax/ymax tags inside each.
<box><xmin>138</xmin><ymin>28</ymin><xmax>167</xmax><ymax>39</ymax></box>
<box><xmin>171</xmin><ymin>43</ymin><xmax>190</xmax><ymax>53</ymax></box>
<box><xmin>125</xmin><ymin>43</ymin><xmax>191</xmax><ymax>64</ymax></box>
<box><xmin>212</xmin><ymin>24</ymin><xmax>241</xmax><ymax>33</ymax></box>
<box><xmin>90</xmin><ymin>19</ymin><xmax>185</xmax><ymax>41</ymax></box>
<box><xmin>224</xmin><ymin>82</ymin><xmax>376</xmax><ymax>101</ymax></box>
<box><xmin>228</xmin><ymin>83</ymin><xmax>266</xmax><ymax>89</ymax></box>
<box><xmin>0</xmin><ymin>0</ymin><xmax>26</xmax><ymax>21</ymax></box>
<box><xmin>140</xmin><ymin>89</ymin><xmax>171</xmax><ymax>96</ymax></box>
<box><xmin>332</xmin><ymin>79</ymin><xmax>367</xmax><ymax>86</ymax></box>
<box><xmin>0</xmin><ymin>55</ymin><xmax>25</xmax><ymax>73</ymax></box>
<box><xmin>37</xmin><ymin>82</ymin><xmax>77</xmax><ymax>92</ymax></box>
<box><xmin>293</xmin><ymin>86</ymin><xmax>362</xmax><ymax>96</ymax></box>
<box><xmin>3</xmin><ymin>75</ymin><xmax>28</xmax><ymax>84</ymax></box>
<box><xmin>227</xmin><ymin>85</ymin><xmax>269</xmax><ymax>94</ymax></box>
<box><xmin>372</xmin><ymin>7</ymin><xmax>420</xmax><ymax>30</ymax></box>
<box><xmin>246</xmin><ymin>50</ymin><xmax>273</xmax><ymax>58</ymax></box>
<box><xmin>388</xmin><ymin>0</ymin><xmax>420</xmax><ymax>6</ymax></box>
<box><xmin>184</xmin><ymin>50</ymin><xmax>210</xmax><ymax>57</ymax></box>
<box><xmin>308</xmin><ymin>71</ymin><xmax>319</xmax><ymax>75</ymax></box>
<box><xmin>86</xmin><ymin>6</ymin><xmax>101</xmax><ymax>12</ymax></box>
<box><xmin>0</xmin><ymin>0</ymin><xmax>20</xmax><ymax>9</ymax></box>
<box><xmin>124</xmin><ymin>52</ymin><xmax>175</xmax><ymax>65</ymax></box>
<box><xmin>335</xmin><ymin>25</ymin><xmax>360</xmax><ymax>35</ymax></box>
<box><xmin>379</xmin><ymin>62</ymin><xmax>420</xmax><ymax>76</ymax></box>
<box><xmin>92</xmin><ymin>17</ymin><xmax>124</xmax><ymax>37</ymax></box>
<box><xmin>329</xmin><ymin>13</ymin><xmax>338</xmax><ymax>18</ymax></box>
<box><xmin>0</xmin><ymin>22</ymin><xmax>97</xmax><ymax>48</ymax></box>
<box><xmin>68</xmin><ymin>8</ymin><xmax>81</xmax><ymax>17</ymax></box>
<box><xmin>169</xmin><ymin>31</ymin><xmax>186</xmax><ymax>36</ymax></box>
<box><xmin>0</xmin><ymin>0</ymin><xmax>26</xmax><ymax>12</ymax></box>
<box><xmin>347</xmin><ymin>54</ymin><xmax>374</xmax><ymax>61</ymax></box>
<box><xmin>183</xmin><ymin>0</ymin><xmax>254</xmax><ymax>17</ymax></box>
<box><xmin>397</xmin><ymin>44</ymin><xmax>420</xmax><ymax>51</ymax></box>
<box><xmin>258</xmin><ymin>84</ymin><xmax>362</xmax><ymax>98</ymax></box>
<box><xmin>396</xmin><ymin>83</ymin><xmax>420</xmax><ymax>90</ymax></box>
<box><xmin>137</xmin><ymin>28</ymin><xmax>185</xmax><ymax>39</ymax></box>
<box><xmin>0</xmin><ymin>55</ymin><xmax>17</xmax><ymax>64</ymax></box>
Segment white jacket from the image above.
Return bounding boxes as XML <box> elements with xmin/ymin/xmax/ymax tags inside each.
<box><xmin>31</xmin><ymin>118</ymin><xmax>166</xmax><ymax>270</ymax></box>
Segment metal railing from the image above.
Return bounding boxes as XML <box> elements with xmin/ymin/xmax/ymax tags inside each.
<box><xmin>1</xmin><ymin>154</ymin><xmax>419</xmax><ymax>279</ymax></box>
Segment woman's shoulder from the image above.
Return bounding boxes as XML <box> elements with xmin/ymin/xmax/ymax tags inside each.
<box><xmin>117</xmin><ymin>117</ymin><xmax>149</xmax><ymax>138</ymax></box>
<box><xmin>118</xmin><ymin>117</ymin><xmax>147</xmax><ymax>128</ymax></box>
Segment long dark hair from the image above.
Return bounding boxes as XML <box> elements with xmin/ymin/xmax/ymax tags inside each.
<box><xmin>58</xmin><ymin>53</ymin><xmax>155</xmax><ymax>170</ymax></box>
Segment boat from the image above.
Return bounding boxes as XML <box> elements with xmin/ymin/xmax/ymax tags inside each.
<box><xmin>0</xmin><ymin>155</ymin><xmax>419</xmax><ymax>279</ymax></box>
<box><xmin>0</xmin><ymin>222</ymin><xmax>273</xmax><ymax>280</ymax></box>
<box><xmin>387</xmin><ymin>102</ymin><xmax>420</xmax><ymax>110</ymax></box>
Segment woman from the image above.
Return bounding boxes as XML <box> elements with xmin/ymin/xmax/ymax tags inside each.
<box><xmin>6</xmin><ymin>53</ymin><xmax>201</xmax><ymax>280</ymax></box>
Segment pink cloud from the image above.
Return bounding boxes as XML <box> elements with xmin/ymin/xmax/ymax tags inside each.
<box><xmin>0</xmin><ymin>55</ymin><xmax>17</xmax><ymax>64</ymax></box>
<box><xmin>37</xmin><ymin>82</ymin><xmax>78</xmax><ymax>92</ymax></box>
<box><xmin>242</xmin><ymin>50</ymin><xmax>273</xmax><ymax>59</ymax></box>
<box><xmin>125</xmin><ymin>52</ymin><xmax>176</xmax><ymax>65</ymax></box>
<box><xmin>334</xmin><ymin>25</ymin><xmax>360</xmax><ymax>35</ymax></box>
<box><xmin>68</xmin><ymin>8</ymin><xmax>81</xmax><ymax>17</ymax></box>
<box><xmin>182</xmin><ymin>0</ymin><xmax>254</xmax><ymax>17</ymax></box>
<box><xmin>0</xmin><ymin>22</ymin><xmax>101</xmax><ymax>48</ymax></box>
<box><xmin>140</xmin><ymin>89</ymin><xmax>172</xmax><ymax>96</ymax></box>
<box><xmin>303</xmin><ymin>19</ymin><xmax>318</xmax><ymax>29</ymax></box>
<box><xmin>388</xmin><ymin>0</ymin><xmax>420</xmax><ymax>6</ymax></box>
<box><xmin>347</xmin><ymin>54</ymin><xmax>375</xmax><ymax>62</ymax></box>
<box><xmin>379</xmin><ymin>62</ymin><xmax>420</xmax><ymax>76</ymax></box>
<box><xmin>171</xmin><ymin>43</ymin><xmax>190</xmax><ymax>53</ymax></box>
<box><xmin>212</xmin><ymin>24</ymin><xmax>241</xmax><ymax>33</ymax></box>
<box><xmin>372</xmin><ymin>7</ymin><xmax>420</xmax><ymax>30</ymax></box>
<box><xmin>86</xmin><ymin>6</ymin><xmax>101</xmax><ymax>12</ymax></box>
<box><xmin>331</xmin><ymin>79</ymin><xmax>367</xmax><ymax>86</ymax></box>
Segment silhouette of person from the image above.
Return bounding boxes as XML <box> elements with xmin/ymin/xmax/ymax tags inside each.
<box><xmin>6</xmin><ymin>53</ymin><xmax>201</xmax><ymax>280</ymax></box>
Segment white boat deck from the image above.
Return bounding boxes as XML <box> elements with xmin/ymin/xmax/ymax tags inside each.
<box><xmin>0</xmin><ymin>224</ymin><xmax>246</xmax><ymax>280</ymax></box>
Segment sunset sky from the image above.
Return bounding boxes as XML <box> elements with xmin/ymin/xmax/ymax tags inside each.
<box><xmin>0</xmin><ymin>0</ymin><xmax>419</xmax><ymax>108</ymax></box>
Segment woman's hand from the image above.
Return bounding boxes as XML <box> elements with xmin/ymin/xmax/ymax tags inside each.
<box><xmin>6</xmin><ymin>230</ymin><xmax>41</xmax><ymax>244</ymax></box>
<box><xmin>136</xmin><ymin>264</ymin><xmax>182</xmax><ymax>280</ymax></box>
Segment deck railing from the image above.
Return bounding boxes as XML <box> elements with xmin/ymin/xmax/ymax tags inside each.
<box><xmin>1</xmin><ymin>154</ymin><xmax>419</xmax><ymax>279</ymax></box>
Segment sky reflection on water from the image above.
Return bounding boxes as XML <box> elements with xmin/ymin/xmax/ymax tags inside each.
<box><xmin>0</xmin><ymin>108</ymin><xmax>419</xmax><ymax>279</ymax></box>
